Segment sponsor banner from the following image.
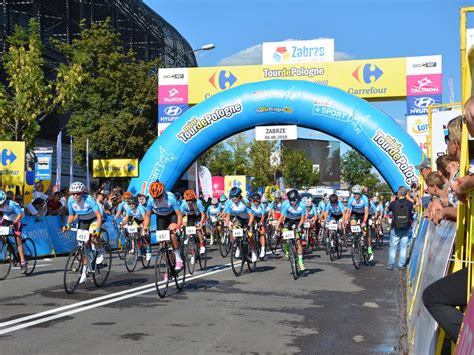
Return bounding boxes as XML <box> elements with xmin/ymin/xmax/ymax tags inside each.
<box><xmin>158</xmin><ymin>68</ymin><xmax>189</xmax><ymax>86</ymax></box>
<box><xmin>406</xmin><ymin>55</ymin><xmax>442</xmax><ymax>75</ymax></box>
<box><xmin>158</xmin><ymin>85</ymin><xmax>188</xmax><ymax>104</ymax></box>
<box><xmin>262</xmin><ymin>39</ymin><xmax>335</xmax><ymax>64</ymax></box>
<box><xmin>255</xmin><ymin>125</ymin><xmax>297</xmax><ymax>141</ymax></box>
<box><xmin>327</xmin><ymin>57</ymin><xmax>407</xmax><ymax>99</ymax></box>
<box><xmin>431</xmin><ymin>108</ymin><xmax>462</xmax><ymax>163</ymax></box>
<box><xmin>198</xmin><ymin>166</ymin><xmax>213</xmax><ymax>200</ymax></box>
<box><xmin>412</xmin><ymin>135</ymin><xmax>430</xmax><ymax>155</ymax></box>
<box><xmin>22</xmin><ymin>216</ymin><xmax>54</xmax><ymax>256</ymax></box>
<box><xmin>407</xmin><ymin>115</ymin><xmax>429</xmax><ymax>136</ymax></box>
<box><xmin>35</xmin><ymin>153</ymin><xmax>52</xmax><ymax>181</ymax></box>
<box><xmin>0</xmin><ymin>141</ymin><xmax>25</xmax><ymax>186</ymax></box>
<box><xmin>92</xmin><ymin>158</ymin><xmax>139</xmax><ymax>178</ymax></box>
<box><xmin>407</xmin><ymin>94</ymin><xmax>442</xmax><ymax>116</ymax></box>
<box><xmin>212</xmin><ymin>176</ymin><xmax>224</xmax><ymax>199</ymax></box>
<box><xmin>158</xmin><ymin>104</ymin><xmax>189</xmax><ymax>123</ymax></box>
<box><xmin>406</xmin><ymin>74</ymin><xmax>442</xmax><ymax>96</ymax></box>
<box><xmin>224</xmin><ymin>175</ymin><xmax>247</xmax><ymax>197</ymax></box>
<box><xmin>158</xmin><ymin>122</ymin><xmax>171</xmax><ymax>137</ymax></box>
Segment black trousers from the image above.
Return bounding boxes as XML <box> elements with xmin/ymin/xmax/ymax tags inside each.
<box><xmin>422</xmin><ymin>267</ymin><xmax>467</xmax><ymax>341</ymax></box>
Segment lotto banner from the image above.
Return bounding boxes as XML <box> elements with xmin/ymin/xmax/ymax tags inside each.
<box><xmin>92</xmin><ymin>159</ymin><xmax>139</xmax><ymax>178</ymax></box>
<box><xmin>0</xmin><ymin>141</ymin><xmax>25</xmax><ymax>186</ymax></box>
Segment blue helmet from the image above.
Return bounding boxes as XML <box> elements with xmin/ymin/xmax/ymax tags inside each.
<box><xmin>219</xmin><ymin>194</ymin><xmax>227</xmax><ymax>202</ymax></box>
<box><xmin>229</xmin><ymin>187</ymin><xmax>242</xmax><ymax>197</ymax></box>
<box><xmin>0</xmin><ymin>191</ymin><xmax>6</xmax><ymax>204</ymax></box>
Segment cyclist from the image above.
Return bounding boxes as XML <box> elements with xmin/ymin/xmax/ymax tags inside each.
<box><xmin>224</xmin><ymin>187</ymin><xmax>257</xmax><ymax>262</ymax></box>
<box><xmin>270</xmin><ymin>190</ymin><xmax>283</xmax><ymax>227</ymax></box>
<box><xmin>305</xmin><ymin>198</ymin><xmax>318</xmax><ymax>226</ymax></box>
<box><xmin>344</xmin><ymin>185</ymin><xmax>373</xmax><ymax>261</ymax></box>
<box><xmin>143</xmin><ymin>181</ymin><xmax>183</xmax><ymax>271</ymax></box>
<box><xmin>206</xmin><ymin>198</ymin><xmax>221</xmax><ymax>246</ymax></box>
<box><xmin>137</xmin><ymin>194</ymin><xmax>147</xmax><ymax>208</ymax></box>
<box><xmin>121</xmin><ymin>196</ymin><xmax>151</xmax><ymax>261</ymax></box>
<box><xmin>324</xmin><ymin>193</ymin><xmax>346</xmax><ymax>234</ymax></box>
<box><xmin>250</xmin><ymin>193</ymin><xmax>267</xmax><ymax>260</ymax></box>
<box><xmin>114</xmin><ymin>191</ymin><xmax>132</xmax><ymax>223</ymax></box>
<box><xmin>374</xmin><ymin>197</ymin><xmax>384</xmax><ymax>239</ymax></box>
<box><xmin>63</xmin><ymin>182</ymin><xmax>103</xmax><ymax>283</ymax></box>
<box><xmin>0</xmin><ymin>190</ymin><xmax>27</xmax><ymax>269</ymax></box>
<box><xmin>181</xmin><ymin>189</ymin><xmax>206</xmax><ymax>254</ymax></box>
<box><xmin>276</xmin><ymin>189</ymin><xmax>306</xmax><ymax>271</ymax></box>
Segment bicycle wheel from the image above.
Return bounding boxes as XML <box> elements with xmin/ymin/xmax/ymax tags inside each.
<box><xmin>336</xmin><ymin>234</ymin><xmax>343</xmax><ymax>259</ymax></box>
<box><xmin>64</xmin><ymin>247</ymin><xmax>84</xmax><ymax>294</ymax></box>
<box><xmin>141</xmin><ymin>242</ymin><xmax>152</xmax><ymax>269</ymax></box>
<box><xmin>362</xmin><ymin>242</ymin><xmax>370</xmax><ymax>266</ymax></box>
<box><xmin>93</xmin><ymin>244</ymin><xmax>112</xmax><ymax>287</ymax></box>
<box><xmin>246</xmin><ymin>243</ymin><xmax>257</xmax><ymax>272</ymax></box>
<box><xmin>22</xmin><ymin>237</ymin><xmax>37</xmax><ymax>275</ymax></box>
<box><xmin>0</xmin><ymin>240</ymin><xmax>12</xmax><ymax>280</ymax></box>
<box><xmin>219</xmin><ymin>233</ymin><xmax>230</xmax><ymax>257</ymax></box>
<box><xmin>117</xmin><ymin>229</ymin><xmax>125</xmax><ymax>260</ymax></box>
<box><xmin>155</xmin><ymin>249</ymin><xmax>169</xmax><ymax>298</ymax></box>
<box><xmin>230</xmin><ymin>240</ymin><xmax>244</xmax><ymax>277</ymax></box>
<box><xmin>173</xmin><ymin>251</ymin><xmax>186</xmax><ymax>291</ymax></box>
<box><xmin>124</xmin><ymin>236</ymin><xmax>138</xmax><ymax>272</ymax></box>
<box><xmin>186</xmin><ymin>237</ymin><xmax>196</xmax><ymax>275</ymax></box>
<box><xmin>351</xmin><ymin>237</ymin><xmax>361</xmax><ymax>270</ymax></box>
<box><xmin>329</xmin><ymin>234</ymin><xmax>336</xmax><ymax>262</ymax></box>
<box><xmin>198</xmin><ymin>241</ymin><xmax>208</xmax><ymax>270</ymax></box>
<box><xmin>377</xmin><ymin>230</ymin><xmax>383</xmax><ymax>247</ymax></box>
<box><xmin>289</xmin><ymin>241</ymin><xmax>300</xmax><ymax>280</ymax></box>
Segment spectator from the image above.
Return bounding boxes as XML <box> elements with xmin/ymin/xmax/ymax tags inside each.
<box><xmin>446</xmin><ymin>115</ymin><xmax>463</xmax><ymax>161</ymax></box>
<box><xmin>415</xmin><ymin>157</ymin><xmax>432</xmax><ymax>180</ymax></box>
<box><xmin>47</xmin><ymin>191</ymin><xmax>65</xmax><ymax>216</ymax></box>
<box><xmin>33</xmin><ymin>180</ymin><xmax>49</xmax><ymax>201</ymax></box>
<box><xmin>386</xmin><ymin>186</ymin><xmax>414</xmax><ymax>270</ymax></box>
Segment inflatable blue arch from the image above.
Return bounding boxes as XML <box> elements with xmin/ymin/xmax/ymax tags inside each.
<box><xmin>129</xmin><ymin>80</ymin><xmax>423</xmax><ymax>194</ymax></box>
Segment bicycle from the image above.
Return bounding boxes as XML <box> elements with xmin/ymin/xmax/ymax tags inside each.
<box><xmin>230</xmin><ymin>225</ymin><xmax>256</xmax><ymax>277</ymax></box>
<box><xmin>184</xmin><ymin>225</ymin><xmax>207</xmax><ymax>275</ymax></box>
<box><xmin>0</xmin><ymin>225</ymin><xmax>37</xmax><ymax>280</ymax></box>
<box><xmin>123</xmin><ymin>224</ymin><xmax>152</xmax><ymax>272</ymax></box>
<box><xmin>267</xmin><ymin>220</ymin><xmax>281</xmax><ymax>255</ymax></box>
<box><xmin>113</xmin><ymin>222</ymin><xmax>126</xmax><ymax>260</ymax></box>
<box><xmin>219</xmin><ymin>224</ymin><xmax>232</xmax><ymax>258</ymax></box>
<box><xmin>281</xmin><ymin>225</ymin><xmax>301</xmax><ymax>280</ymax></box>
<box><xmin>154</xmin><ymin>229</ymin><xmax>186</xmax><ymax>298</ymax></box>
<box><xmin>63</xmin><ymin>228</ymin><xmax>112</xmax><ymax>293</ymax></box>
<box><xmin>373</xmin><ymin>219</ymin><xmax>384</xmax><ymax>247</ymax></box>
<box><xmin>350</xmin><ymin>222</ymin><xmax>370</xmax><ymax>270</ymax></box>
<box><xmin>327</xmin><ymin>220</ymin><xmax>343</xmax><ymax>261</ymax></box>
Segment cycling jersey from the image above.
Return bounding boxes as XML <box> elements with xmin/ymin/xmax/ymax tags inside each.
<box><xmin>317</xmin><ymin>200</ymin><xmax>326</xmax><ymax>214</ymax></box>
<box><xmin>218</xmin><ymin>202</ymin><xmax>226</xmax><ymax>213</ymax></box>
<box><xmin>180</xmin><ymin>199</ymin><xmax>205</xmax><ymax>216</ymax></box>
<box><xmin>325</xmin><ymin>201</ymin><xmax>345</xmax><ymax>221</ymax></box>
<box><xmin>145</xmin><ymin>191</ymin><xmax>180</xmax><ymax>216</ymax></box>
<box><xmin>305</xmin><ymin>205</ymin><xmax>317</xmax><ymax>218</ymax></box>
<box><xmin>251</xmin><ymin>203</ymin><xmax>266</xmax><ymax>218</ymax></box>
<box><xmin>346</xmin><ymin>196</ymin><xmax>369</xmax><ymax>215</ymax></box>
<box><xmin>125</xmin><ymin>204</ymin><xmax>146</xmax><ymax>222</ymax></box>
<box><xmin>224</xmin><ymin>200</ymin><xmax>253</xmax><ymax>220</ymax></box>
<box><xmin>281</xmin><ymin>200</ymin><xmax>305</xmax><ymax>220</ymax></box>
<box><xmin>270</xmin><ymin>201</ymin><xmax>283</xmax><ymax>213</ymax></box>
<box><xmin>67</xmin><ymin>194</ymin><xmax>100</xmax><ymax>220</ymax></box>
<box><xmin>207</xmin><ymin>205</ymin><xmax>220</xmax><ymax>219</ymax></box>
<box><xmin>376</xmin><ymin>203</ymin><xmax>384</xmax><ymax>215</ymax></box>
<box><xmin>0</xmin><ymin>199</ymin><xmax>23</xmax><ymax>221</ymax></box>
<box><xmin>117</xmin><ymin>201</ymin><xmax>129</xmax><ymax>215</ymax></box>
<box><xmin>368</xmin><ymin>201</ymin><xmax>376</xmax><ymax>215</ymax></box>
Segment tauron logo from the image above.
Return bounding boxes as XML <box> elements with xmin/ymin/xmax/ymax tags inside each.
<box><xmin>352</xmin><ymin>64</ymin><xmax>384</xmax><ymax>84</ymax></box>
<box><xmin>209</xmin><ymin>70</ymin><xmax>237</xmax><ymax>90</ymax></box>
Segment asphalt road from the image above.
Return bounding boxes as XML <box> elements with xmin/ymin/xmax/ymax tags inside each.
<box><xmin>0</xmin><ymin>237</ymin><xmax>403</xmax><ymax>354</ymax></box>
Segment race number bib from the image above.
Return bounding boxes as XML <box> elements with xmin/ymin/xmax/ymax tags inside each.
<box><xmin>303</xmin><ymin>222</ymin><xmax>310</xmax><ymax>228</ymax></box>
<box><xmin>126</xmin><ymin>225</ymin><xmax>138</xmax><ymax>233</ymax></box>
<box><xmin>328</xmin><ymin>222</ymin><xmax>338</xmax><ymax>231</ymax></box>
<box><xmin>0</xmin><ymin>226</ymin><xmax>10</xmax><ymax>236</ymax></box>
<box><xmin>211</xmin><ymin>216</ymin><xmax>217</xmax><ymax>223</ymax></box>
<box><xmin>156</xmin><ymin>230</ymin><xmax>171</xmax><ymax>242</ymax></box>
<box><xmin>186</xmin><ymin>226</ymin><xmax>196</xmax><ymax>235</ymax></box>
<box><xmin>283</xmin><ymin>230</ymin><xmax>295</xmax><ymax>240</ymax></box>
<box><xmin>351</xmin><ymin>225</ymin><xmax>362</xmax><ymax>233</ymax></box>
<box><xmin>233</xmin><ymin>228</ymin><xmax>244</xmax><ymax>238</ymax></box>
<box><xmin>76</xmin><ymin>229</ymin><xmax>90</xmax><ymax>242</ymax></box>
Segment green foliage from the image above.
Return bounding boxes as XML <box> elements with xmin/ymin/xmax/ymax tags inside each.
<box><xmin>0</xmin><ymin>18</ymin><xmax>52</xmax><ymax>150</ymax></box>
<box><xmin>280</xmin><ymin>147</ymin><xmax>319</xmax><ymax>188</ymax></box>
<box><xmin>227</xmin><ymin>135</ymin><xmax>250</xmax><ymax>175</ymax></box>
<box><xmin>198</xmin><ymin>142</ymin><xmax>234</xmax><ymax>176</ymax></box>
<box><xmin>341</xmin><ymin>149</ymin><xmax>384</xmax><ymax>192</ymax></box>
<box><xmin>248</xmin><ymin>140</ymin><xmax>277</xmax><ymax>189</ymax></box>
<box><xmin>55</xmin><ymin>19</ymin><xmax>159</xmax><ymax>165</ymax></box>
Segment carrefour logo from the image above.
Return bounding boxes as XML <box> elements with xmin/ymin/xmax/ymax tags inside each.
<box><xmin>164</xmin><ymin>106</ymin><xmax>183</xmax><ymax>117</ymax></box>
<box><xmin>209</xmin><ymin>70</ymin><xmax>237</xmax><ymax>90</ymax></box>
<box><xmin>352</xmin><ymin>63</ymin><xmax>384</xmax><ymax>84</ymax></box>
<box><xmin>1</xmin><ymin>149</ymin><xmax>16</xmax><ymax>166</ymax></box>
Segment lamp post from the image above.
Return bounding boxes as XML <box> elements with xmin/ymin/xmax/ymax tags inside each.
<box><xmin>174</xmin><ymin>43</ymin><xmax>215</xmax><ymax>67</ymax></box>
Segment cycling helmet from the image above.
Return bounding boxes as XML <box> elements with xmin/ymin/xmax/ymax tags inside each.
<box><xmin>128</xmin><ymin>197</ymin><xmax>138</xmax><ymax>206</ymax></box>
<box><xmin>287</xmin><ymin>189</ymin><xmax>299</xmax><ymax>202</ymax></box>
<box><xmin>211</xmin><ymin>198</ymin><xmax>218</xmax><ymax>205</ymax></box>
<box><xmin>69</xmin><ymin>181</ymin><xmax>86</xmax><ymax>193</ymax></box>
<box><xmin>261</xmin><ymin>195</ymin><xmax>268</xmax><ymax>203</ymax></box>
<box><xmin>305</xmin><ymin>199</ymin><xmax>313</xmax><ymax>207</ymax></box>
<box><xmin>274</xmin><ymin>190</ymin><xmax>282</xmax><ymax>199</ymax></box>
<box><xmin>149</xmin><ymin>181</ymin><xmax>165</xmax><ymax>198</ymax></box>
<box><xmin>373</xmin><ymin>197</ymin><xmax>378</xmax><ymax>203</ymax></box>
<box><xmin>183</xmin><ymin>189</ymin><xmax>196</xmax><ymax>201</ymax></box>
<box><xmin>329</xmin><ymin>193</ymin><xmax>338</xmax><ymax>204</ymax></box>
<box><xmin>122</xmin><ymin>191</ymin><xmax>132</xmax><ymax>199</ymax></box>
<box><xmin>352</xmin><ymin>184</ymin><xmax>362</xmax><ymax>194</ymax></box>
<box><xmin>0</xmin><ymin>191</ymin><xmax>6</xmax><ymax>204</ymax></box>
<box><xmin>229</xmin><ymin>187</ymin><xmax>242</xmax><ymax>198</ymax></box>
<box><xmin>219</xmin><ymin>194</ymin><xmax>227</xmax><ymax>202</ymax></box>
<box><xmin>251</xmin><ymin>192</ymin><xmax>261</xmax><ymax>201</ymax></box>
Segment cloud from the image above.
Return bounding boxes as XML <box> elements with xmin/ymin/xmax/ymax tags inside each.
<box><xmin>218</xmin><ymin>39</ymin><xmax>353</xmax><ymax>66</ymax></box>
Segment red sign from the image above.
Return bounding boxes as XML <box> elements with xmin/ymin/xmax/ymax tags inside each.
<box><xmin>212</xmin><ymin>176</ymin><xmax>224</xmax><ymax>198</ymax></box>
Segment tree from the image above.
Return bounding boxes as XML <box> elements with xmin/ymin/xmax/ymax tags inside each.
<box><xmin>227</xmin><ymin>134</ymin><xmax>250</xmax><ymax>175</ymax></box>
<box><xmin>55</xmin><ymin>19</ymin><xmax>159</xmax><ymax>165</ymax></box>
<box><xmin>0</xmin><ymin>18</ymin><xmax>52</xmax><ymax>151</ymax></box>
<box><xmin>247</xmin><ymin>140</ymin><xmax>277</xmax><ymax>189</ymax></box>
<box><xmin>280</xmin><ymin>147</ymin><xmax>319</xmax><ymax>188</ymax></box>
<box><xmin>198</xmin><ymin>142</ymin><xmax>234</xmax><ymax>176</ymax></box>
<box><xmin>341</xmin><ymin>149</ymin><xmax>384</xmax><ymax>192</ymax></box>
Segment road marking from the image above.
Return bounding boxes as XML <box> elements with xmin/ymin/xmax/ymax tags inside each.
<box><xmin>0</xmin><ymin>263</ymin><xmax>234</xmax><ymax>335</ymax></box>
<box><xmin>11</xmin><ymin>264</ymin><xmax>51</xmax><ymax>270</ymax></box>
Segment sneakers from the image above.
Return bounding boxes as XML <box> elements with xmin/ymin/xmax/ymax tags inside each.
<box><xmin>145</xmin><ymin>252</ymin><xmax>152</xmax><ymax>261</ymax></box>
<box><xmin>251</xmin><ymin>252</ymin><xmax>258</xmax><ymax>263</ymax></box>
<box><xmin>20</xmin><ymin>261</ymin><xmax>28</xmax><ymax>271</ymax></box>
<box><xmin>259</xmin><ymin>248</ymin><xmax>266</xmax><ymax>258</ymax></box>
<box><xmin>79</xmin><ymin>268</ymin><xmax>87</xmax><ymax>284</ymax></box>
<box><xmin>210</xmin><ymin>239</ymin><xmax>214</xmax><ymax>246</ymax></box>
<box><xmin>96</xmin><ymin>252</ymin><xmax>104</xmax><ymax>264</ymax></box>
<box><xmin>163</xmin><ymin>272</ymin><xmax>169</xmax><ymax>282</ymax></box>
<box><xmin>235</xmin><ymin>247</ymin><xmax>241</xmax><ymax>258</ymax></box>
<box><xmin>200</xmin><ymin>246</ymin><xmax>206</xmax><ymax>254</ymax></box>
<box><xmin>299</xmin><ymin>262</ymin><xmax>306</xmax><ymax>271</ymax></box>
<box><xmin>175</xmin><ymin>259</ymin><xmax>184</xmax><ymax>271</ymax></box>
<box><xmin>190</xmin><ymin>255</ymin><xmax>196</xmax><ymax>265</ymax></box>
<box><xmin>369</xmin><ymin>253</ymin><xmax>374</xmax><ymax>262</ymax></box>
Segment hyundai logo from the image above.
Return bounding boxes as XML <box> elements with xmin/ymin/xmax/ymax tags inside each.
<box><xmin>164</xmin><ymin>106</ymin><xmax>183</xmax><ymax>116</ymax></box>
<box><xmin>414</xmin><ymin>97</ymin><xmax>435</xmax><ymax>108</ymax></box>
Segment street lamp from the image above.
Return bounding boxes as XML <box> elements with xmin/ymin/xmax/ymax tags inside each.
<box><xmin>175</xmin><ymin>43</ymin><xmax>215</xmax><ymax>67</ymax></box>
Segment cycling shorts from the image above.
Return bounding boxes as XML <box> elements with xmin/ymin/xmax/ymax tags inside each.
<box><xmin>157</xmin><ymin>212</ymin><xmax>178</xmax><ymax>230</ymax></box>
<box><xmin>78</xmin><ymin>218</ymin><xmax>98</xmax><ymax>232</ymax></box>
<box><xmin>350</xmin><ymin>213</ymin><xmax>365</xmax><ymax>224</ymax></box>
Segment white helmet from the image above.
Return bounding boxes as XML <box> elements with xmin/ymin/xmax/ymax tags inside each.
<box><xmin>0</xmin><ymin>191</ymin><xmax>6</xmax><ymax>204</ymax></box>
<box><xmin>352</xmin><ymin>184</ymin><xmax>362</xmax><ymax>194</ymax></box>
<box><xmin>306</xmin><ymin>199</ymin><xmax>313</xmax><ymax>207</ymax></box>
<box><xmin>261</xmin><ymin>195</ymin><xmax>268</xmax><ymax>203</ymax></box>
<box><xmin>69</xmin><ymin>181</ymin><xmax>86</xmax><ymax>193</ymax></box>
<box><xmin>274</xmin><ymin>190</ymin><xmax>282</xmax><ymax>198</ymax></box>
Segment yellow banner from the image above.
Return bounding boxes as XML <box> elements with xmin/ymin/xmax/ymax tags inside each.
<box><xmin>93</xmin><ymin>159</ymin><xmax>139</xmax><ymax>178</ymax></box>
<box><xmin>187</xmin><ymin>58</ymin><xmax>406</xmax><ymax>103</ymax></box>
<box><xmin>224</xmin><ymin>175</ymin><xmax>247</xmax><ymax>197</ymax></box>
<box><xmin>0</xmin><ymin>141</ymin><xmax>25</xmax><ymax>186</ymax></box>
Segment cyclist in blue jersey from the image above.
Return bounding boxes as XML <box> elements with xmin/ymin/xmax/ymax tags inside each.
<box><xmin>63</xmin><ymin>182</ymin><xmax>103</xmax><ymax>283</ymax></box>
<box><xmin>250</xmin><ymin>193</ymin><xmax>267</xmax><ymax>260</ymax></box>
<box><xmin>0</xmin><ymin>190</ymin><xmax>27</xmax><ymax>269</ymax></box>
<box><xmin>114</xmin><ymin>191</ymin><xmax>132</xmax><ymax>223</ymax></box>
<box><xmin>224</xmin><ymin>187</ymin><xmax>257</xmax><ymax>262</ymax></box>
<box><xmin>137</xmin><ymin>194</ymin><xmax>147</xmax><ymax>208</ymax></box>
<box><xmin>374</xmin><ymin>197</ymin><xmax>385</xmax><ymax>238</ymax></box>
<box><xmin>270</xmin><ymin>190</ymin><xmax>283</xmax><ymax>226</ymax></box>
<box><xmin>207</xmin><ymin>198</ymin><xmax>221</xmax><ymax>246</ymax></box>
<box><xmin>181</xmin><ymin>189</ymin><xmax>206</xmax><ymax>254</ymax></box>
<box><xmin>344</xmin><ymin>184</ymin><xmax>373</xmax><ymax>261</ymax></box>
<box><xmin>324</xmin><ymin>194</ymin><xmax>346</xmax><ymax>232</ymax></box>
<box><xmin>276</xmin><ymin>189</ymin><xmax>306</xmax><ymax>270</ymax></box>
<box><xmin>305</xmin><ymin>198</ymin><xmax>318</xmax><ymax>225</ymax></box>
<box><xmin>143</xmin><ymin>181</ymin><xmax>183</xmax><ymax>271</ymax></box>
<box><xmin>121</xmin><ymin>196</ymin><xmax>151</xmax><ymax>261</ymax></box>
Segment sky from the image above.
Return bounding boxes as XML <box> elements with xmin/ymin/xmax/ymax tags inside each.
<box><xmin>145</xmin><ymin>0</ymin><xmax>474</xmax><ymax>152</ymax></box>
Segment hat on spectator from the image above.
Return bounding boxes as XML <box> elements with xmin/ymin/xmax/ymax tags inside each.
<box><xmin>415</xmin><ymin>157</ymin><xmax>431</xmax><ymax>170</ymax></box>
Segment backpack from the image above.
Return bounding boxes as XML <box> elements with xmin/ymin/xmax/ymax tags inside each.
<box><xmin>394</xmin><ymin>200</ymin><xmax>410</xmax><ymax>229</ymax></box>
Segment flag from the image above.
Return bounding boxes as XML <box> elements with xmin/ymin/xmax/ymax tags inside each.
<box><xmin>55</xmin><ymin>131</ymin><xmax>62</xmax><ymax>191</ymax></box>
<box><xmin>198</xmin><ymin>166</ymin><xmax>213</xmax><ymax>200</ymax></box>
<box><xmin>69</xmin><ymin>136</ymin><xmax>74</xmax><ymax>187</ymax></box>
<box><xmin>86</xmin><ymin>138</ymin><xmax>90</xmax><ymax>191</ymax></box>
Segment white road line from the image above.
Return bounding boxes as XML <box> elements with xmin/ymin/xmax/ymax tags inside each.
<box><xmin>11</xmin><ymin>264</ymin><xmax>51</xmax><ymax>270</ymax></box>
<box><xmin>0</xmin><ymin>263</ymin><xmax>233</xmax><ymax>335</ymax></box>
